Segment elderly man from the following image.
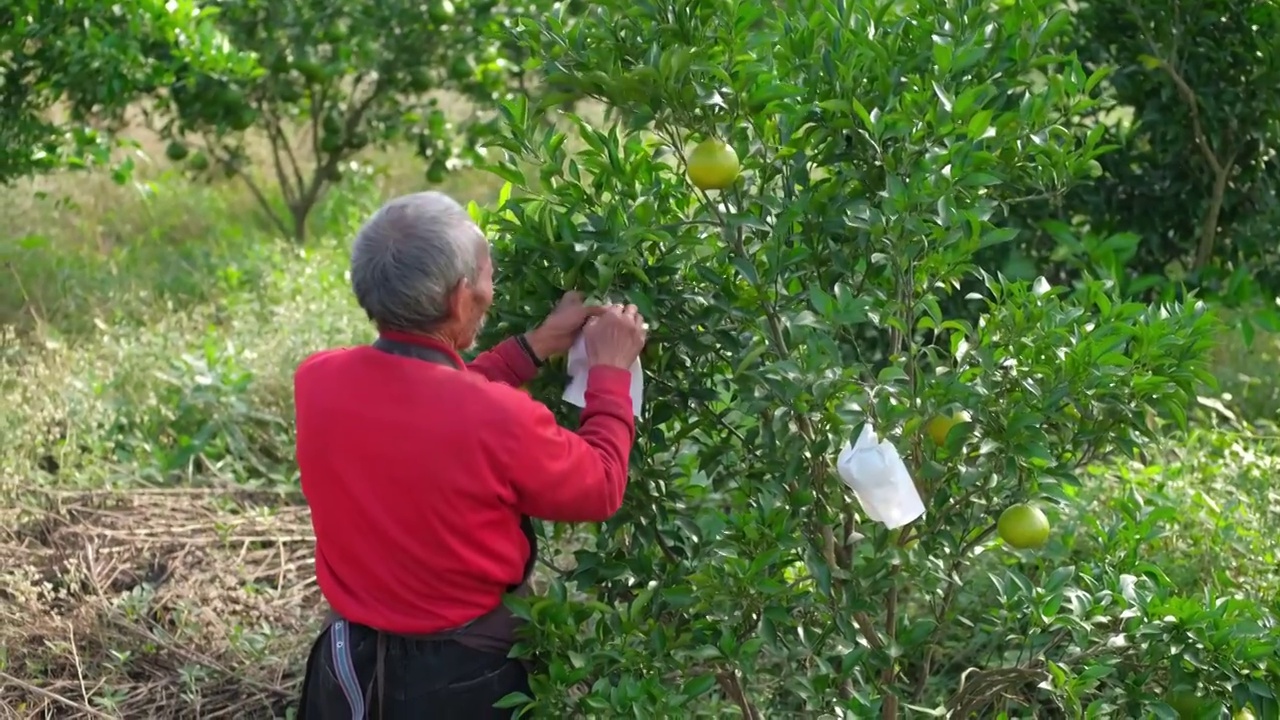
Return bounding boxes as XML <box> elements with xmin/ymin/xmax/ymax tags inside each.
<box><xmin>293</xmin><ymin>191</ymin><xmax>647</xmax><ymax>719</ymax></box>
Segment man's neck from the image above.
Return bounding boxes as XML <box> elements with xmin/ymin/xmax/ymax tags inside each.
<box><xmin>379</xmin><ymin>327</ymin><xmax>460</xmax><ymax>351</ymax></box>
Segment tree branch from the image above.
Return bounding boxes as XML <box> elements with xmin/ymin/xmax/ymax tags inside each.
<box><xmin>263</xmin><ymin>116</ymin><xmax>299</xmax><ymax>209</ymax></box>
<box><xmin>1130</xmin><ymin>2</ymin><xmax>1236</xmax><ymax>269</ymax></box>
<box><xmin>1195</xmin><ymin>151</ymin><xmax>1237</xmax><ymax>269</ymax></box>
<box><xmin>265</xmin><ymin>106</ymin><xmax>306</xmax><ymax>198</ymax></box>
<box><xmin>293</xmin><ymin>73</ymin><xmax>385</xmax><ymax>242</ymax></box>
<box><xmin>716</xmin><ymin>669</ymin><xmax>760</xmax><ymax>720</ymax></box>
<box><xmin>204</xmin><ymin>135</ymin><xmax>291</xmax><ymax>240</ymax></box>
<box><xmin>1153</xmin><ymin>56</ymin><xmax>1221</xmax><ymax>175</ymax></box>
<box><xmin>854</xmin><ymin>611</ymin><xmax>884</xmax><ymax>650</ymax></box>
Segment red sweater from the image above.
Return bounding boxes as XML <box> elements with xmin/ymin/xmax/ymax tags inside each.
<box><xmin>294</xmin><ymin>330</ymin><xmax>636</xmax><ymax>634</ymax></box>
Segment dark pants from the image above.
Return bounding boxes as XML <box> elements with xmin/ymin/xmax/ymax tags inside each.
<box><xmin>298</xmin><ymin>619</ymin><xmax>532</xmax><ymax>719</ymax></box>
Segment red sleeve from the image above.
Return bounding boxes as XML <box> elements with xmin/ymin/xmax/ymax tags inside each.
<box><xmin>491</xmin><ymin>366</ymin><xmax>636</xmax><ymax>522</ymax></box>
<box><xmin>467</xmin><ymin>336</ymin><xmax>539</xmax><ymax>387</ymax></box>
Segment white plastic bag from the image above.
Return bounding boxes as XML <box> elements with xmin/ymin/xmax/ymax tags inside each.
<box><xmin>561</xmin><ymin>335</ymin><xmax>644</xmax><ymax>418</ymax></box>
<box><xmin>836</xmin><ymin>425</ymin><xmax>925</xmax><ymax>529</ymax></box>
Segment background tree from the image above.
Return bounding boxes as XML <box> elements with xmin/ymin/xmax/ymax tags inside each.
<box><xmin>1037</xmin><ymin>0</ymin><xmax>1280</xmax><ymax>317</ymax></box>
<box><xmin>149</xmin><ymin>0</ymin><xmax>534</xmax><ymax>243</ymax></box>
<box><xmin>0</xmin><ymin>0</ymin><xmax>256</xmax><ymax>184</ymax></box>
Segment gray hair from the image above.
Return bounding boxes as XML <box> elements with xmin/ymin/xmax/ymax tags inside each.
<box><xmin>350</xmin><ymin>191</ymin><xmax>485</xmax><ymax>332</ymax></box>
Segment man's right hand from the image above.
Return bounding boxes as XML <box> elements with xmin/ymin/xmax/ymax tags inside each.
<box><xmin>583</xmin><ymin>304</ymin><xmax>647</xmax><ymax>370</ymax></box>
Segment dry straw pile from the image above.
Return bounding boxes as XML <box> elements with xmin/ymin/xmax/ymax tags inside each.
<box><xmin>0</xmin><ymin>487</ymin><xmax>321</xmax><ymax>719</ymax></box>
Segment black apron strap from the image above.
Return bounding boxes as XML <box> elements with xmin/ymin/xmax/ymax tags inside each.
<box><xmin>296</xmin><ymin>613</ymin><xmax>366</xmax><ymax>720</ymax></box>
<box><xmin>371</xmin><ymin>336</ymin><xmax>461</xmax><ymax>369</ymax></box>
<box><xmin>519</xmin><ymin>516</ymin><xmax>538</xmax><ymax>586</ymax></box>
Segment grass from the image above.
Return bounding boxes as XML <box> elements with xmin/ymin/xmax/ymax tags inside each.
<box><xmin>1</xmin><ymin>111</ymin><xmax>1278</xmax><ymax>717</ymax></box>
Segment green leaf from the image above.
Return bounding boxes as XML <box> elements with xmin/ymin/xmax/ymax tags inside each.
<box><xmin>849</xmin><ymin>97</ymin><xmax>876</xmax><ymax>134</ymax></box>
<box><xmin>681</xmin><ymin>673</ymin><xmax>718</xmax><ymax>699</ymax></box>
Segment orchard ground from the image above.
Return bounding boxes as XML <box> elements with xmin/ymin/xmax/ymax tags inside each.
<box><xmin>1</xmin><ymin>109</ymin><xmax>1279</xmax><ymax>717</ymax></box>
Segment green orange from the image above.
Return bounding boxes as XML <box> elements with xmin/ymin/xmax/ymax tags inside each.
<box><xmin>686</xmin><ymin>138</ymin><xmax>740</xmax><ymax>190</ymax></box>
<box><xmin>924</xmin><ymin>409</ymin><xmax>971</xmax><ymax>446</ymax></box>
<box><xmin>997</xmin><ymin>503</ymin><xmax>1050</xmax><ymax>550</ymax></box>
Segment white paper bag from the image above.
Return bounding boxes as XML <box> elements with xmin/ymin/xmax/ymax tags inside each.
<box><xmin>836</xmin><ymin>424</ymin><xmax>925</xmax><ymax>529</ymax></box>
<box><xmin>561</xmin><ymin>335</ymin><xmax>644</xmax><ymax>418</ymax></box>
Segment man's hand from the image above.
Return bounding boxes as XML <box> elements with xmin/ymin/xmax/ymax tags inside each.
<box><xmin>524</xmin><ymin>291</ymin><xmax>607</xmax><ymax>361</ymax></box>
<box><xmin>583</xmin><ymin>304</ymin><xmax>648</xmax><ymax>370</ymax></box>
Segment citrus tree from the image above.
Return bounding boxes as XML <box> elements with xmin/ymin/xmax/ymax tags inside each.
<box><xmin>471</xmin><ymin>0</ymin><xmax>1277</xmax><ymax>716</ymax></box>
<box><xmin>149</xmin><ymin>0</ymin><xmax>535</xmax><ymax>243</ymax></box>
<box><xmin>0</xmin><ymin>0</ymin><xmax>255</xmax><ymax>184</ymax></box>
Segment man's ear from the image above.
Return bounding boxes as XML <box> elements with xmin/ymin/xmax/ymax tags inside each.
<box><xmin>445</xmin><ymin>278</ymin><xmax>470</xmax><ymax>320</ymax></box>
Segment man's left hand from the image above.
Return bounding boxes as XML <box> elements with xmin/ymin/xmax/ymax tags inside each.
<box><xmin>524</xmin><ymin>292</ymin><xmax>608</xmax><ymax>361</ymax></box>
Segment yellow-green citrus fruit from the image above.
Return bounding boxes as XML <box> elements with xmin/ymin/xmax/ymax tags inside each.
<box><xmin>428</xmin><ymin>0</ymin><xmax>455</xmax><ymax>23</ymax></box>
<box><xmin>997</xmin><ymin>503</ymin><xmax>1050</xmax><ymax>550</ymax></box>
<box><xmin>1234</xmin><ymin>708</ymin><xmax>1256</xmax><ymax>720</ymax></box>
<box><xmin>925</xmin><ymin>410</ymin><xmax>971</xmax><ymax>446</ymax></box>
<box><xmin>1165</xmin><ymin>691</ymin><xmax>1202</xmax><ymax>719</ymax></box>
<box><xmin>686</xmin><ymin>139</ymin><xmax>740</xmax><ymax>191</ymax></box>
